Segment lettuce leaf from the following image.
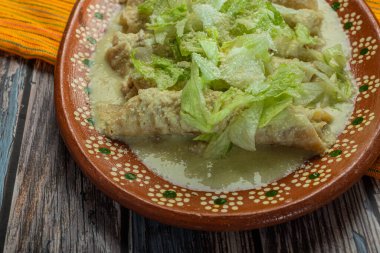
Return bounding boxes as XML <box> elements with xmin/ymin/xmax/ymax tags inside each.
<box><xmin>209</xmin><ymin>87</ymin><xmax>255</xmax><ymax>127</ymax></box>
<box><xmin>133</xmin><ymin>0</ymin><xmax>355</xmax><ymax>157</ymax></box>
<box><xmin>180</xmin><ymin>61</ymin><xmax>212</xmax><ymax>132</ymax></box>
<box><xmin>131</xmin><ymin>53</ymin><xmax>185</xmax><ymax>90</ymax></box>
<box><xmin>321</xmin><ymin>45</ymin><xmax>352</xmax><ymax>100</ymax></box>
<box><xmin>219</xmin><ymin>34</ymin><xmax>273</xmax><ymax>89</ymax></box>
<box><xmin>138</xmin><ymin>0</ymin><xmax>157</xmax><ymax>16</ymax></box>
<box><xmin>300</xmin><ymin>59</ymin><xmax>352</xmax><ymax>102</ymax></box>
<box><xmin>294</xmin><ymin>82</ymin><xmax>325</xmax><ymax>106</ymax></box>
<box><xmin>221</xmin><ymin>33</ymin><xmax>275</xmax><ymax>57</ymax></box>
<box><xmin>233</xmin><ymin>4</ymin><xmax>285</xmax><ymax>35</ymax></box>
<box><xmin>259</xmin><ymin>94</ymin><xmax>292</xmax><ymax>127</ymax></box>
<box><xmin>203</xmin><ymin>130</ymin><xmax>232</xmax><ymax>158</ymax></box>
<box><xmin>178</xmin><ymin>31</ymin><xmax>209</xmax><ymax>56</ymax></box>
<box><xmin>260</xmin><ymin>63</ymin><xmax>305</xmax><ymax>98</ymax></box>
<box><xmin>295</xmin><ymin>24</ymin><xmax>319</xmax><ymax>46</ymax></box>
<box><xmin>209</xmin><ymin>0</ymin><xmax>228</xmax><ymax>10</ymax></box>
<box><xmin>323</xmin><ymin>44</ymin><xmax>347</xmax><ymax>71</ymax></box>
<box><xmin>229</xmin><ymin>102</ymin><xmax>263</xmax><ymax>151</ymax></box>
<box><xmin>192</xmin><ymin>53</ymin><xmax>221</xmax><ymax>81</ymax></box>
<box><xmin>192</xmin><ymin>4</ymin><xmax>224</xmax><ymax>28</ymax></box>
<box><xmin>220</xmin><ymin>50</ymin><xmax>265</xmax><ymax>89</ymax></box>
<box><xmin>220</xmin><ymin>0</ymin><xmax>258</xmax><ymax>16</ymax></box>
<box><xmin>147</xmin><ymin>4</ymin><xmax>188</xmax><ymax>44</ymax></box>
<box><xmin>199</xmin><ymin>39</ymin><xmax>219</xmax><ymax>64</ymax></box>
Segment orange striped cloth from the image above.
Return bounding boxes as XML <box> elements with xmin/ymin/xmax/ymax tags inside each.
<box><xmin>0</xmin><ymin>0</ymin><xmax>379</xmax><ymax>179</ymax></box>
<box><xmin>0</xmin><ymin>0</ymin><xmax>76</xmax><ymax>65</ymax></box>
<box><xmin>367</xmin><ymin>0</ymin><xmax>380</xmax><ymax>20</ymax></box>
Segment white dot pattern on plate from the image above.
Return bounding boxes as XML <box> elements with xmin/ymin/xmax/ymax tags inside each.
<box><xmin>75</xmin><ymin>26</ymin><xmax>102</xmax><ymax>50</ymax></box>
<box><xmin>248</xmin><ymin>182</ymin><xmax>290</xmax><ymax>205</ymax></box>
<box><xmin>111</xmin><ymin>163</ymin><xmax>151</xmax><ymax>187</ymax></box>
<box><xmin>335</xmin><ymin>0</ymin><xmax>349</xmax><ymax>12</ymax></box>
<box><xmin>342</xmin><ymin>109</ymin><xmax>375</xmax><ymax>135</ymax></box>
<box><xmin>356</xmin><ymin>75</ymin><xmax>380</xmax><ymax>101</ymax></box>
<box><xmin>342</xmin><ymin>12</ymin><xmax>362</xmax><ymax>35</ymax></box>
<box><xmin>70</xmin><ymin>77</ymin><xmax>90</xmax><ymax>94</ymax></box>
<box><xmin>70</xmin><ymin>52</ymin><xmax>91</xmax><ymax>73</ymax></box>
<box><xmin>201</xmin><ymin>192</ymin><xmax>244</xmax><ymax>212</ymax></box>
<box><xmin>147</xmin><ymin>185</ymin><xmax>196</xmax><ymax>207</ymax></box>
<box><xmin>74</xmin><ymin>106</ymin><xmax>95</xmax><ymax>130</ymax></box>
<box><xmin>351</xmin><ymin>37</ymin><xmax>378</xmax><ymax>64</ymax></box>
<box><xmin>291</xmin><ymin>139</ymin><xmax>358</xmax><ymax>187</ymax></box>
<box><xmin>85</xmin><ymin>136</ymin><xmax>129</xmax><ymax>160</ymax></box>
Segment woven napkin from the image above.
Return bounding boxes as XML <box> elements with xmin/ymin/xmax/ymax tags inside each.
<box><xmin>0</xmin><ymin>0</ymin><xmax>379</xmax><ymax>178</ymax></box>
<box><xmin>0</xmin><ymin>0</ymin><xmax>76</xmax><ymax>64</ymax></box>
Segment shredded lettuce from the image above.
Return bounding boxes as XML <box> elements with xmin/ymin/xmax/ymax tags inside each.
<box><xmin>259</xmin><ymin>94</ymin><xmax>292</xmax><ymax>127</ymax></box>
<box><xmin>192</xmin><ymin>53</ymin><xmax>221</xmax><ymax>81</ymax></box>
<box><xmin>220</xmin><ymin>49</ymin><xmax>265</xmax><ymax>89</ymax></box>
<box><xmin>294</xmin><ymin>82</ymin><xmax>325</xmax><ymax>106</ymax></box>
<box><xmin>220</xmin><ymin>0</ymin><xmax>258</xmax><ymax>16</ymax></box>
<box><xmin>130</xmin><ymin>0</ymin><xmax>355</xmax><ymax>157</ymax></box>
<box><xmin>199</xmin><ymin>39</ymin><xmax>219</xmax><ymax>64</ymax></box>
<box><xmin>180</xmin><ymin>61</ymin><xmax>212</xmax><ymax>132</ymax></box>
<box><xmin>219</xmin><ymin>34</ymin><xmax>274</xmax><ymax>90</ymax></box>
<box><xmin>203</xmin><ymin>129</ymin><xmax>232</xmax><ymax>158</ymax></box>
<box><xmin>300</xmin><ymin>52</ymin><xmax>353</xmax><ymax>102</ymax></box>
<box><xmin>209</xmin><ymin>0</ymin><xmax>228</xmax><ymax>10</ymax></box>
<box><xmin>323</xmin><ymin>44</ymin><xmax>347</xmax><ymax>71</ymax></box>
<box><xmin>221</xmin><ymin>33</ymin><xmax>275</xmax><ymax>59</ymax></box>
<box><xmin>209</xmin><ymin>87</ymin><xmax>255</xmax><ymax>127</ymax></box>
<box><xmin>137</xmin><ymin>0</ymin><xmax>157</xmax><ymax>16</ymax></box>
<box><xmin>260</xmin><ymin>63</ymin><xmax>304</xmax><ymax>98</ymax></box>
<box><xmin>131</xmin><ymin>53</ymin><xmax>185</xmax><ymax>90</ymax></box>
<box><xmin>231</xmin><ymin>2</ymin><xmax>286</xmax><ymax>36</ymax></box>
<box><xmin>295</xmin><ymin>24</ymin><xmax>319</xmax><ymax>46</ymax></box>
<box><xmin>193</xmin><ymin>4</ymin><xmax>224</xmax><ymax>28</ymax></box>
<box><xmin>178</xmin><ymin>31</ymin><xmax>209</xmax><ymax>56</ymax></box>
<box><xmin>229</xmin><ymin>102</ymin><xmax>263</xmax><ymax>151</ymax></box>
<box><xmin>147</xmin><ymin>4</ymin><xmax>188</xmax><ymax>44</ymax></box>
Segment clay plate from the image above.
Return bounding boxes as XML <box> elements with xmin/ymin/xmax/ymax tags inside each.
<box><xmin>55</xmin><ymin>0</ymin><xmax>380</xmax><ymax>231</ymax></box>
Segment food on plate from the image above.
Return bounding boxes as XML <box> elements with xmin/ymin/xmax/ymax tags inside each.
<box><xmin>97</xmin><ymin>89</ymin><xmax>334</xmax><ymax>154</ymax></box>
<box><xmin>90</xmin><ymin>0</ymin><xmax>357</xmax><ymax>191</ymax></box>
<box><xmin>270</xmin><ymin>0</ymin><xmax>318</xmax><ymax>10</ymax></box>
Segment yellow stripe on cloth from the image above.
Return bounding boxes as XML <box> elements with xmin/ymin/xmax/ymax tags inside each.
<box><xmin>0</xmin><ymin>0</ymin><xmax>75</xmax><ymax>65</ymax></box>
<box><xmin>367</xmin><ymin>0</ymin><xmax>380</xmax><ymax>20</ymax></box>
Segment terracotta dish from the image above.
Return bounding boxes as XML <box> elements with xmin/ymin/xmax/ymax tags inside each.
<box><xmin>55</xmin><ymin>0</ymin><xmax>380</xmax><ymax>231</ymax></box>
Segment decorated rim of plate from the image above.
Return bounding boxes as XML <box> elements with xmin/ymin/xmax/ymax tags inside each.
<box><xmin>61</xmin><ymin>0</ymin><xmax>379</xmax><ymax>216</ymax></box>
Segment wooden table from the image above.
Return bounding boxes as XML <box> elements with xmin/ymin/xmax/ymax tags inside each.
<box><xmin>0</xmin><ymin>52</ymin><xmax>379</xmax><ymax>253</ymax></box>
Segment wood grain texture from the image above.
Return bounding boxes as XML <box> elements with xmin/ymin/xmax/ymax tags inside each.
<box><xmin>0</xmin><ymin>55</ymin><xmax>379</xmax><ymax>252</ymax></box>
<box><xmin>0</xmin><ymin>52</ymin><xmax>30</xmax><ymax>206</ymax></box>
<box><xmin>3</xmin><ymin>60</ymin><xmax>121</xmax><ymax>253</ymax></box>
<box><xmin>129</xmin><ymin>212</ymin><xmax>260</xmax><ymax>253</ymax></box>
<box><xmin>260</xmin><ymin>178</ymin><xmax>380</xmax><ymax>253</ymax></box>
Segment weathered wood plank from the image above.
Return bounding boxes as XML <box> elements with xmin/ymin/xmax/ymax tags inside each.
<box><xmin>362</xmin><ymin>176</ymin><xmax>380</xmax><ymax>233</ymax></box>
<box><xmin>0</xmin><ymin>54</ymin><xmax>379</xmax><ymax>253</ymax></box>
<box><xmin>259</xmin><ymin>178</ymin><xmax>380</xmax><ymax>253</ymax></box>
<box><xmin>3</xmin><ymin>60</ymin><xmax>122</xmax><ymax>253</ymax></box>
<box><xmin>129</xmin><ymin>211</ymin><xmax>260</xmax><ymax>253</ymax></box>
<box><xmin>0</xmin><ymin>52</ymin><xmax>30</xmax><ymax>207</ymax></box>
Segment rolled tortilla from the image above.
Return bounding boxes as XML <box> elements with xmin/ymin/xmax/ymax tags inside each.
<box><xmin>95</xmin><ymin>88</ymin><xmax>334</xmax><ymax>154</ymax></box>
<box><xmin>273</xmin><ymin>4</ymin><xmax>323</xmax><ymax>35</ymax></box>
<box><xmin>270</xmin><ymin>0</ymin><xmax>318</xmax><ymax>10</ymax></box>
<box><xmin>255</xmin><ymin>106</ymin><xmax>334</xmax><ymax>154</ymax></box>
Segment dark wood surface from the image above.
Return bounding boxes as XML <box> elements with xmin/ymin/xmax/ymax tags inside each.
<box><xmin>0</xmin><ymin>52</ymin><xmax>379</xmax><ymax>252</ymax></box>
